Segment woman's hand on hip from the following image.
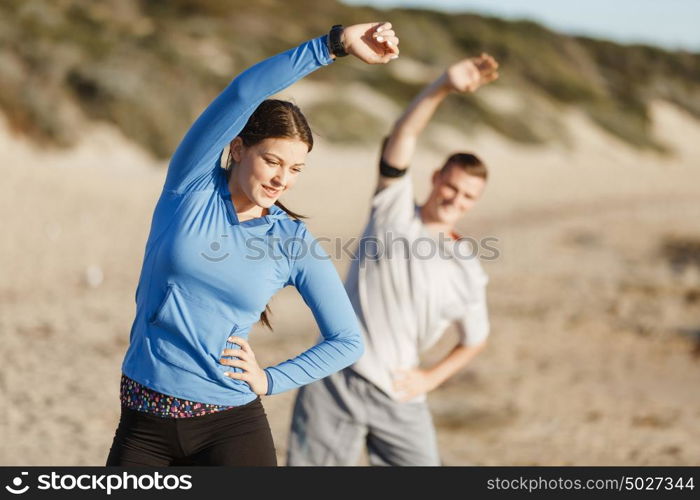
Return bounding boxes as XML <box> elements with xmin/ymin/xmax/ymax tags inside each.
<box><xmin>342</xmin><ymin>22</ymin><xmax>400</xmax><ymax>64</ymax></box>
<box><xmin>220</xmin><ymin>336</ymin><xmax>268</xmax><ymax>395</ymax></box>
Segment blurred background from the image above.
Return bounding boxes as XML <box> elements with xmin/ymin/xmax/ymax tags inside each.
<box><xmin>1</xmin><ymin>0</ymin><xmax>699</xmax><ymax>465</ymax></box>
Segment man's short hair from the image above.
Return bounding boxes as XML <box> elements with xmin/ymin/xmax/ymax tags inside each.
<box><xmin>440</xmin><ymin>153</ymin><xmax>488</xmax><ymax>180</ymax></box>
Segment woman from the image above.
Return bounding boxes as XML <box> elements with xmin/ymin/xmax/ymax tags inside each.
<box><xmin>106</xmin><ymin>22</ymin><xmax>401</xmax><ymax>466</ymax></box>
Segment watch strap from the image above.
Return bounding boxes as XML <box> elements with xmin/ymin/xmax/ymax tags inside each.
<box><xmin>329</xmin><ymin>24</ymin><xmax>348</xmax><ymax>57</ymax></box>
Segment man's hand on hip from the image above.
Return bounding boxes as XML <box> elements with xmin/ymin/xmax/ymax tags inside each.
<box><xmin>392</xmin><ymin>368</ymin><xmax>438</xmax><ymax>402</ymax></box>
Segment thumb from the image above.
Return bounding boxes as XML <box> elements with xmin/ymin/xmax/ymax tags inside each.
<box><xmin>482</xmin><ymin>72</ymin><xmax>499</xmax><ymax>84</ymax></box>
<box><xmin>379</xmin><ymin>51</ymin><xmax>399</xmax><ymax>64</ymax></box>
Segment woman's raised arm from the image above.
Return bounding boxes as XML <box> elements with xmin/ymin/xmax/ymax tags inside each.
<box><xmin>164</xmin><ymin>36</ymin><xmax>332</xmax><ymax>193</ymax></box>
<box><xmin>165</xmin><ymin>23</ymin><xmax>400</xmax><ymax>194</ymax></box>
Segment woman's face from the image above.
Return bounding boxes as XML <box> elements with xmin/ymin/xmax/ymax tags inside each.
<box><xmin>229</xmin><ymin>136</ymin><xmax>309</xmax><ymax>208</ymax></box>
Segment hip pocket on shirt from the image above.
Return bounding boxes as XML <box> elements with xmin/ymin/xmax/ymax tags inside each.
<box><xmin>149</xmin><ymin>284</ymin><xmax>241</xmax><ymax>383</ymax></box>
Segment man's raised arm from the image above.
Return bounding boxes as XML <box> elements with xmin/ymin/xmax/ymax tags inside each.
<box><xmin>377</xmin><ymin>53</ymin><xmax>499</xmax><ymax>192</ymax></box>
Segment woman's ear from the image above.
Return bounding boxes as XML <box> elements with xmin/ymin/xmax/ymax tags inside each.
<box><xmin>230</xmin><ymin>137</ymin><xmax>244</xmax><ymax>163</ymax></box>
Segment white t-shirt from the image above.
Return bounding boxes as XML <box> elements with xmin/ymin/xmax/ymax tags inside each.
<box><xmin>344</xmin><ymin>174</ymin><xmax>490</xmax><ymax>401</ymax></box>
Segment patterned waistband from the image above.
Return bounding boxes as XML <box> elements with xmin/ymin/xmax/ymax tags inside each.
<box><xmin>119</xmin><ymin>374</ymin><xmax>235</xmax><ymax>419</ymax></box>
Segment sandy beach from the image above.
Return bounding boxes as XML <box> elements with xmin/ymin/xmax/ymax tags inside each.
<box><xmin>1</xmin><ymin>92</ymin><xmax>699</xmax><ymax>465</ymax></box>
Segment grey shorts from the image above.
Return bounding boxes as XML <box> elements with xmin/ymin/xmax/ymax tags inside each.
<box><xmin>286</xmin><ymin>367</ymin><xmax>440</xmax><ymax>466</ymax></box>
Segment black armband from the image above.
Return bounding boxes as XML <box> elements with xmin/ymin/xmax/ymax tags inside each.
<box><xmin>379</xmin><ymin>136</ymin><xmax>408</xmax><ymax>178</ymax></box>
<box><xmin>379</xmin><ymin>157</ymin><xmax>408</xmax><ymax>178</ymax></box>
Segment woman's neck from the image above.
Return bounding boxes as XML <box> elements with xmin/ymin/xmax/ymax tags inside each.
<box><xmin>229</xmin><ymin>178</ymin><xmax>268</xmax><ymax>222</ymax></box>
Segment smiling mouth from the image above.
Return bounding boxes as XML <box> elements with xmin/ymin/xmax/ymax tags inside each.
<box><xmin>262</xmin><ymin>185</ymin><xmax>281</xmax><ymax>197</ymax></box>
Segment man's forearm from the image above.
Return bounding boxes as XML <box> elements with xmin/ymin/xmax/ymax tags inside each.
<box><xmin>382</xmin><ymin>74</ymin><xmax>451</xmax><ymax>168</ymax></box>
<box><xmin>392</xmin><ymin>341</ymin><xmax>487</xmax><ymax>401</ymax></box>
<box><xmin>394</xmin><ymin>75</ymin><xmax>451</xmax><ymax>137</ymax></box>
<box><xmin>426</xmin><ymin>342</ymin><xmax>486</xmax><ymax>389</ymax></box>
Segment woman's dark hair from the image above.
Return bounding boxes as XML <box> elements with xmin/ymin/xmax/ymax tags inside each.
<box><xmin>224</xmin><ymin>99</ymin><xmax>311</xmax><ymax>330</ymax></box>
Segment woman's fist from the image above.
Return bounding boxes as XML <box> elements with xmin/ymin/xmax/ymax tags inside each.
<box><xmin>341</xmin><ymin>22</ymin><xmax>400</xmax><ymax>64</ymax></box>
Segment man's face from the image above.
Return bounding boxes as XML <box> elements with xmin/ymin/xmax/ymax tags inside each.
<box><xmin>428</xmin><ymin>164</ymin><xmax>486</xmax><ymax>226</ymax></box>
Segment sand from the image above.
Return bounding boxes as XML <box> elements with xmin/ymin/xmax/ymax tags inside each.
<box><xmin>1</xmin><ymin>95</ymin><xmax>699</xmax><ymax>465</ymax></box>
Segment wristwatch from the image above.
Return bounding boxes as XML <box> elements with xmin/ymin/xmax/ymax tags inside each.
<box><xmin>328</xmin><ymin>24</ymin><xmax>348</xmax><ymax>57</ymax></box>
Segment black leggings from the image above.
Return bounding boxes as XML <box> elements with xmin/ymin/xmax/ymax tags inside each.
<box><xmin>106</xmin><ymin>396</ymin><xmax>277</xmax><ymax>466</ymax></box>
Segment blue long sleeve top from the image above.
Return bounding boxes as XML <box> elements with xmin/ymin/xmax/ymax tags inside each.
<box><xmin>120</xmin><ymin>35</ymin><xmax>364</xmax><ymax>406</ymax></box>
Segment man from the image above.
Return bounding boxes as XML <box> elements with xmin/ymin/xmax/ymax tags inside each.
<box><xmin>287</xmin><ymin>53</ymin><xmax>500</xmax><ymax>466</ymax></box>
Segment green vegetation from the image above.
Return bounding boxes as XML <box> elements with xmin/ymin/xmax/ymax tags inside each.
<box><xmin>0</xmin><ymin>0</ymin><xmax>698</xmax><ymax>157</ymax></box>
<box><xmin>306</xmin><ymin>101</ymin><xmax>385</xmax><ymax>144</ymax></box>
